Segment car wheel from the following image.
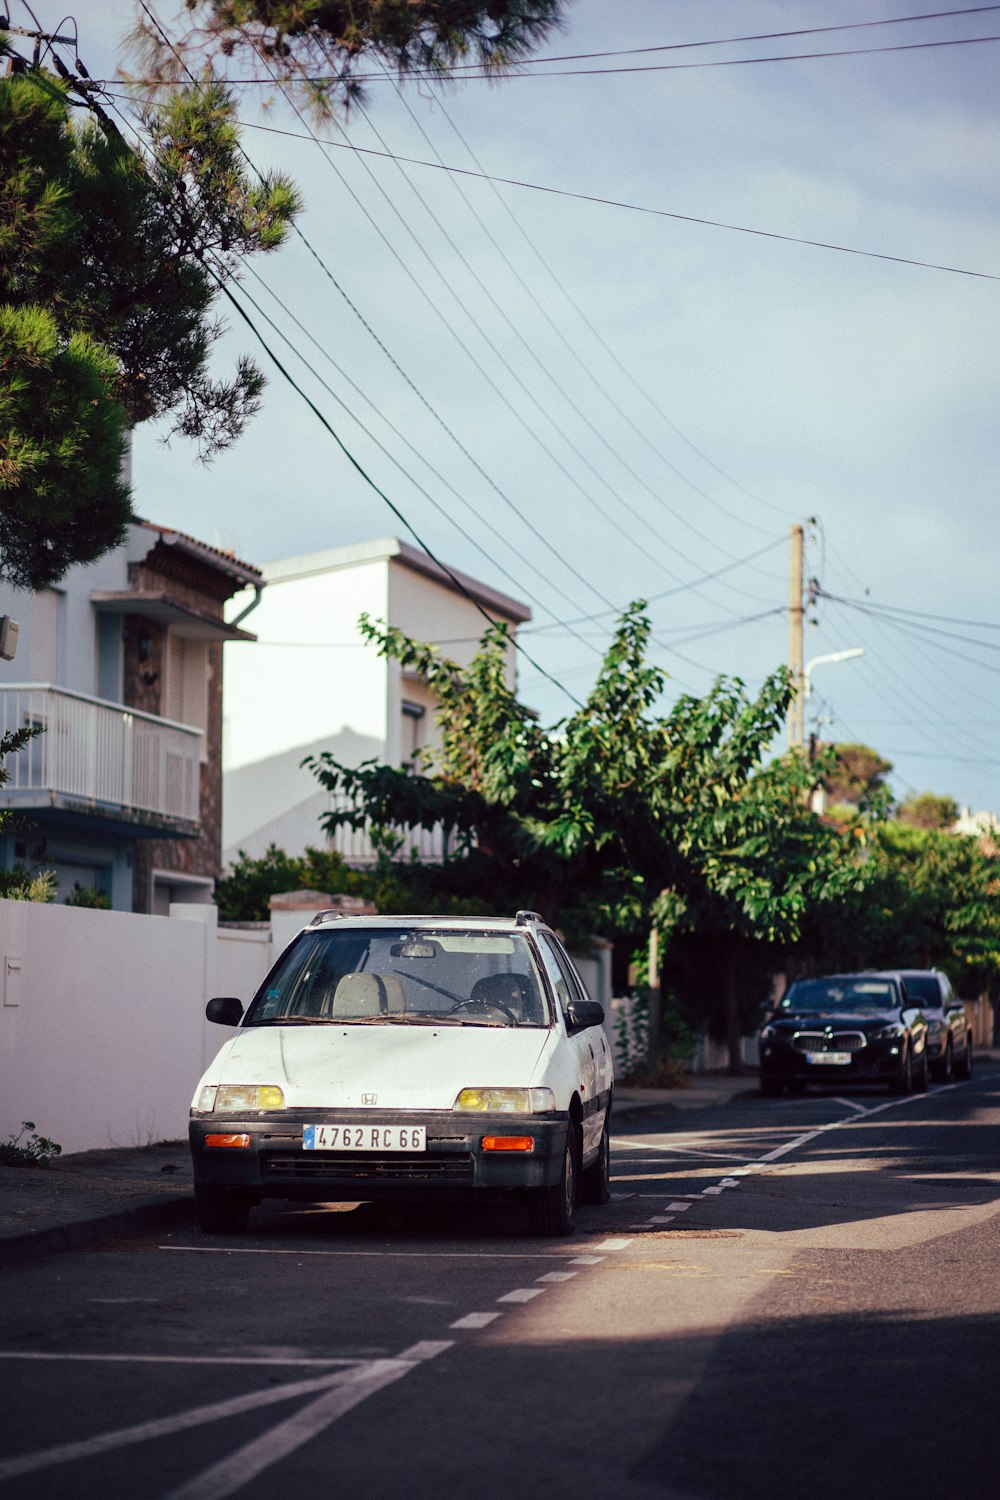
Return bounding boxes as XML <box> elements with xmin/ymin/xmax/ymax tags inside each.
<box><xmin>580</xmin><ymin>1113</ymin><xmax>612</xmax><ymax>1205</ymax></box>
<box><xmin>760</xmin><ymin>1076</ymin><xmax>784</xmax><ymax>1097</ymax></box>
<box><xmin>890</xmin><ymin>1045</ymin><xmax>913</xmax><ymax>1095</ymax></box>
<box><xmin>914</xmin><ymin>1045</ymin><xmax>929</xmax><ymax>1092</ymax></box>
<box><xmin>195</xmin><ymin>1183</ymin><xmax>254</xmax><ymax>1235</ymax></box>
<box><xmin>935</xmin><ymin>1038</ymin><xmax>954</xmax><ymax>1084</ymax></box>
<box><xmin>955</xmin><ymin>1035</ymin><xmax>973</xmax><ymax>1080</ymax></box>
<box><xmin>529</xmin><ymin>1125</ymin><xmax>579</xmax><ymax>1237</ymax></box>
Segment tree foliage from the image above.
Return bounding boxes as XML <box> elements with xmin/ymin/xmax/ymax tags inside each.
<box><xmin>821</xmin><ymin>741</ymin><xmax>892</xmax><ymax>808</ymax></box>
<box><xmin>801</xmin><ymin>821</ymin><xmax>1000</xmax><ymax>997</ymax></box>
<box><xmin>130</xmin><ymin>0</ymin><xmax>570</xmax><ymax>116</ymax></box>
<box><xmin>896</xmin><ymin>791</ymin><xmax>958</xmax><ymax>831</ymax></box>
<box><xmin>306</xmin><ymin>606</ymin><xmax>861</xmax><ymax>942</ymax></box>
<box><xmin>0</xmin><ymin>64</ymin><xmax>298</xmax><ymax>588</ymax></box>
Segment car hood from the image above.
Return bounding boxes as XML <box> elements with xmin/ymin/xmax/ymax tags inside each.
<box><xmin>201</xmin><ymin>1024</ymin><xmax>553</xmax><ymax>1110</ymax></box>
<box><xmin>773</xmin><ymin>1009</ymin><xmax>901</xmax><ymax>1029</ymax></box>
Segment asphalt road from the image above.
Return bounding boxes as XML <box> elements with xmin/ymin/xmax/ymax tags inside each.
<box><xmin>2</xmin><ymin>1066</ymin><xmax>998</xmax><ymax>1500</ymax></box>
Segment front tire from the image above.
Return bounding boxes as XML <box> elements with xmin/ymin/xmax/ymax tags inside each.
<box><xmin>914</xmin><ymin>1045</ymin><xmax>929</xmax><ymax>1092</ymax></box>
<box><xmin>528</xmin><ymin>1126</ymin><xmax>579</xmax><ymax>1237</ymax></box>
<box><xmin>955</xmin><ymin>1035</ymin><xmax>973</xmax><ymax>1080</ymax></box>
<box><xmin>890</xmin><ymin>1045</ymin><xmax>913</xmax><ymax>1095</ymax></box>
<box><xmin>934</xmin><ymin>1038</ymin><xmax>954</xmax><ymax>1084</ymax></box>
<box><xmin>580</xmin><ymin>1113</ymin><xmax>611</xmax><ymax>1206</ymax></box>
<box><xmin>195</xmin><ymin>1183</ymin><xmax>254</xmax><ymax>1235</ymax></box>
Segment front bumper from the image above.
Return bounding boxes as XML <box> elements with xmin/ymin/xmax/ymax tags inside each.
<box><xmin>758</xmin><ymin>1038</ymin><xmax>913</xmax><ymax>1085</ymax></box>
<box><xmin>190</xmin><ymin>1108</ymin><xmax>570</xmax><ymax>1202</ymax></box>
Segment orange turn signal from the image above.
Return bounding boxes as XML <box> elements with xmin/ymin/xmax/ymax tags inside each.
<box><xmin>481</xmin><ymin>1135</ymin><xmax>534</xmax><ymax>1152</ymax></box>
<box><xmin>204</xmin><ymin>1133</ymin><xmax>252</xmax><ymax>1149</ymax></box>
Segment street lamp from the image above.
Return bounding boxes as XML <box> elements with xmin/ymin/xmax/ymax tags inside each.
<box><xmin>803</xmin><ymin>647</ymin><xmax>865</xmax><ymax>700</ymax></box>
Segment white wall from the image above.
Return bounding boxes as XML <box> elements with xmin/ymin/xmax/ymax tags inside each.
<box><xmin>222</xmin><ymin>558</ymin><xmax>390</xmax><ymax>774</ymax></box>
<box><xmin>0</xmin><ymin>900</ymin><xmax>273</xmax><ymax>1155</ymax></box>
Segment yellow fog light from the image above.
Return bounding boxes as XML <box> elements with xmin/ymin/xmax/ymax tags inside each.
<box><xmin>215</xmin><ymin>1085</ymin><xmax>285</xmax><ymax>1112</ymax></box>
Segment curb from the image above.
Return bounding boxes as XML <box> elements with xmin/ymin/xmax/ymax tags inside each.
<box><xmin>0</xmin><ymin>1193</ymin><xmax>194</xmax><ymax>1270</ymax></box>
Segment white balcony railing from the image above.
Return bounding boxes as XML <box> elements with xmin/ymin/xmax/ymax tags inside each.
<box><xmin>326</xmin><ymin>793</ymin><xmax>451</xmax><ymax>867</ymax></box>
<box><xmin>0</xmin><ymin>684</ymin><xmax>201</xmax><ymax>825</ymax></box>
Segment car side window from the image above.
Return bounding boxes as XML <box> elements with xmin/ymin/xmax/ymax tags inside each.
<box><xmin>535</xmin><ymin>934</ymin><xmax>580</xmax><ymax>1022</ymax></box>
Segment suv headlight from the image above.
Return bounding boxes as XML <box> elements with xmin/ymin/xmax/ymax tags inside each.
<box><xmin>454</xmin><ymin>1087</ymin><xmax>555</xmax><ymax>1113</ymax></box>
<box><xmin>198</xmin><ymin>1084</ymin><xmax>285</xmax><ymax>1112</ymax></box>
<box><xmin>868</xmin><ymin>1026</ymin><xmax>903</xmax><ymax>1042</ymax></box>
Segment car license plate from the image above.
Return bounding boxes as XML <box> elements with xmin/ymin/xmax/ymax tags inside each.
<box><xmin>302</xmin><ymin>1124</ymin><xmax>426</xmax><ymax>1151</ymax></box>
<box><xmin>805</xmin><ymin>1051</ymin><xmax>851</xmax><ymax>1066</ymax></box>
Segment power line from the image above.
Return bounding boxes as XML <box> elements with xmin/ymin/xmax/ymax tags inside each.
<box><xmin>160</xmin><ymin>116</ymin><xmax>1000</xmax><ymax>285</ymax></box>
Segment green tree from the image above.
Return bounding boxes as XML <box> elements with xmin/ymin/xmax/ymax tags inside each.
<box><xmin>821</xmin><ymin>741</ymin><xmax>892</xmax><ymax>809</ymax></box>
<box><xmin>0</xmin><ymin>64</ymin><xmax>298</xmax><ymax>588</ymax></box>
<box><xmin>896</xmin><ymin>791</ymin><xmax>958</xmax><ymax>831</ymax></box>
<box><xmin>306</xmin><ymin>607</ymin><xmax>864</xmax><ymax>1071</ymax></box>
<box><xmin>130</xmin><ymin>1</ymin><xmax>570</xmax><ymax>116</ymax></box>
<box><xmin>802</xmin><ymin>821</ymin><xmax>1000</xmax><ymax>997</ymax></box>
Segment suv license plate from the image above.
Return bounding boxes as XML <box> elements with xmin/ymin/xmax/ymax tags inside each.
<box><xmin>805</xmin><ymin>1052</ymin><xmax>851</xmax><ymax>1066</ymax></box>
<box><xmin>303</xmin><ymin>1124</ymin><xmax>426</xmax><ymax>1151</ymax></box>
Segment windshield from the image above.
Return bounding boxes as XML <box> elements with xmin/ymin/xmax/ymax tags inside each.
<box><xmin>896</xmin><ymin>974</ymin><xmax>940</xmax><ymax>1006</ymax></box>
<box><xmin>781</xmin><ymin>978</ymin><xmax>900</xmax><ymax>1012</ymax></box>
<box><xmin>244</xmin><ymin>927</ymin><xmax>552</xmax><ymax>1028</ymax></box>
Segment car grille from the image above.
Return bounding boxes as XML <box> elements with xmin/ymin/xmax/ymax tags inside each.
<box><xmin>791</xmin><ymin>1031</ymin><xmax>866</xmax><ymax>1053</ymax></box>
<box><xmin>263</xmin><ymin>1151</ymin><xmax>474</xmax><ymax>1183</ymax></box>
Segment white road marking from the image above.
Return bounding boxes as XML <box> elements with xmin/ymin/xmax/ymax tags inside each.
<box><xmin>650</xmin><ymin>1216</ymin><xmax>676</xmax><ymax>1225</ymax></box>
<box><xmin>497</xmin><ymin>1288</ymin><xmax>545</xmax><ymax>1303</ymax></box>
<box><xmin>569</xmin><ymin>1255</ymin><xmax>606</xmax><ymax>1265</ymax></box>
<box><xmin>450</xmin><ymin>1313</ymin><xmax>501</xmax><ymax>1330</ymax></box>
<box><xmin>666</xmin><ymin>1202</ymin><xmax>693</xmax><ymax>1212</ymax></box>
<box><xmin>162</xmin><ymin>1343</ymin><xmax>453</xmax><ymax>1500</ymax></box>
<box><xmin>702</xmin><ymin>1186</ymin><xmax>724</xmax><ymax>1195</ymax></box>
<box><xmin>593</xmin><ymin>1237</ymin><xmax>633</xmax><ymax>1250</ymax></box>
<box><xmin>536</xmin><ymin>1270</ymin><xmax>577</xmax><ymax>1283</ymax></box>
<box><xmin>832</xmin><ymin>1096</ymin><xmax>868</xmax><ymax>1113</ymax></box>
<box><xmin>0</xmin><ymin>1370</ymin><xmax>358</xmax><ymax>1482</ymax></box>
<box><xmin>613</xmin><ymin>1141</ymin><xmax>758</xmax><ymax>1161</ymax></box>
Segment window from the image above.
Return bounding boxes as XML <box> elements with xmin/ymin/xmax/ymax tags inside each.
<box><xmin>535</xmin><ymin>934</ymin><xmax>581</xmax><ymax>1021</ymax></box>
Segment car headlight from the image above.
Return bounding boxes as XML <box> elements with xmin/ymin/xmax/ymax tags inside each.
<box><xmin>454</xmin><ymin>1087</ymin><xmax>555</xmax><ymax>1113</ymax></box>
<box><xmin>202</xmin><ymin>1084</ymin><xmax>286</xmax><ymax>1112</ymax></box>
<box><xmin>868</xmin><ymin>1026</ymin><xmax>903</xmax><ymax>1042</ymax></box>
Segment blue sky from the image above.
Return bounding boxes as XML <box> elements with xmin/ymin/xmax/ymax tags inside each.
<box><xmin>41</xmin><ymin>1</ymin><xmax>1000</xmax><ymax>812</ymax></box>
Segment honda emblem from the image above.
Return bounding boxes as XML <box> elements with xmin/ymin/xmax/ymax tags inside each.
<box><xmin>362</xmin><ymin>1092</ymin><xmax>377</xmax><ymax>1105</ymax></box>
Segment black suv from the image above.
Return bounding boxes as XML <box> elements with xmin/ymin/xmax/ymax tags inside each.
<box><xmin>874</xmin><ymin>969</ymin><xmax>972</xmax><ymax>1082</ymax></box>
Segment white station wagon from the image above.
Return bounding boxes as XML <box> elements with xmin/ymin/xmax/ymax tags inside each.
<box><xmin>190</xmin><ymin>911</ymin><xmax>614</xmax><ymax>1237</ymax></box>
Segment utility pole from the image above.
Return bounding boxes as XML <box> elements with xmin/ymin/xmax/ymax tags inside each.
<box><xmin>788</xmin><ymin>523</ymin><xmax>804</xmax><ymax>750</ymax></box>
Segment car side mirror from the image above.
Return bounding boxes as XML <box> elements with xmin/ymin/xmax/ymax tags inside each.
<box><xmin>566</xmin><ymin>999</ymin><xmax>605</xmax><ymax>1033</ymax></box>
<box><xmin>206</xmin><ymin>996</ymin><xmax>243</xmax><ymax>1026</ymax></box>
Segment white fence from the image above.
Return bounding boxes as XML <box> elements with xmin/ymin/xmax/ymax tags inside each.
<box><xmin>0</xmin><ymin>900</ymin><xmax>273</xmax><ymax>1155</ymax></box>
<box><xmin>0</xmin><ymin>684</ymin><xmax>201</xmax><ymax>823</ymax></box>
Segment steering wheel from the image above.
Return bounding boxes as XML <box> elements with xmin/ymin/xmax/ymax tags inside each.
<box><xmin>450</xmin><ymin>999</ymin><xmax>518</xmax><ymax>1025</ymax></box>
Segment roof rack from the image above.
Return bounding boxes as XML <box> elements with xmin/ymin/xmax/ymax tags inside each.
<box><xmin>515</xmin><ymin>910</ymin><xmax>544</xmax><ymax>926</ymax></box>
<box><xmin>308</xmin><ymin>910</ymin><xmax>348</xmax><ymax>926</ymax></box>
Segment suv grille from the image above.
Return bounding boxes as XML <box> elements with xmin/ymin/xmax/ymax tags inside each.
<box><xmin>263</xmin><ymin>1151</ymin><xmax>474</xmax><ymax>1183</ymax></box>
<box><xmin>792</xmin><ymin>1031</ymin><xmax>866</xmax><ymax>1053</ymax></box>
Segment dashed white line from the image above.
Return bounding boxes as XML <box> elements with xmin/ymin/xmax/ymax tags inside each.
<box><xmin>497</xmin><ymin>1288</ymin><xmax>545</xmax><ymax>1303</ymax></box>
<box><xmin>593</xmin><ymin>1237</ymin><xmax>633</xmax><ymax>1250</ymax></box>
<box><xmin>449</xmin><ymin>1313</ymin><xmax>500</xmax><ymax>1330</ymax></box>
<box><xmin>536</xmin><ymin>1271</ymin><xmax>577</xmax><ymax>1283</ymax></box>
<box><xmin>569</xmin><ymin>1255</ymin><xmax>606</xmax><ymax>1265</ymax></box>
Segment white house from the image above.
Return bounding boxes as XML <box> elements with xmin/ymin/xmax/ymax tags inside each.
<box><xmin>0</xmin><ymin>521</ymin><xmax>262</xmax><ymax>911</ymax></box>
<box><xmin>222</xmin><ymin>537</ymin><xmax>531</xmax><ymax>864</ymax></box>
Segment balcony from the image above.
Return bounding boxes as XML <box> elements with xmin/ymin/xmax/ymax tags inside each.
<box><xmin>0</xmin><ymin>684</ymin><xmax>201</xmax><ymax>833</ymax></box>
